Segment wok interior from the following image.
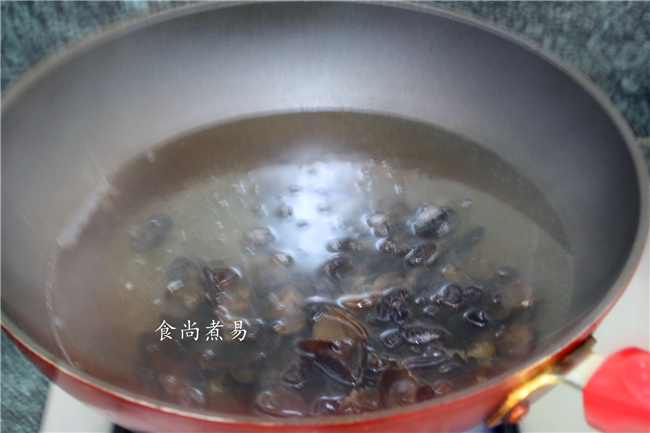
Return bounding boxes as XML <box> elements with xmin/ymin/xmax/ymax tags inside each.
<box><xmin>1</xmin><ymin>1</ymin><xmax>642</xmax><ymax>417</ymax></box>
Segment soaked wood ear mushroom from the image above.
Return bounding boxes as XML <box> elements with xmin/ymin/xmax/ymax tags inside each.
<box><xmin>378</xmin><ymin>368</ymin><xmax>436</xmax><ymax>408</ymax></box>
<box><xmin>412</xmin><ymin>205</ymin><xmax>459</xmax><ymax>238</ymax></box>
<box><xmin>496</xmin><ymin>325</ymin><xmax>536</xmax><ymax>356</ymax></box>
<box><xmin>405</xmin><ymin>244</ymin><xmax>440</xmax><ymax>267</ymax></box>
<box><xmin>128</xmin><ymin>213</ymin><xmax>173</xmax><ymax>252</ymax></box>
<box><xmin>337</xmin><ymin>389</ymin><xmax>380</xmax><ymax>415</ymax></box>
<box><xmin>296</xmin><ymin>339</ymin><xmax>366</xmax><ymax>386</ymax></box>
<box><xmin>322</xmin><ymin>255</ymin><xmax>354</xmax><ymax>280</ymax></box>
<box><xmin>297</xmin><ymin>309</ymin><xmax>368</xmax><ymax>385</ymax></box>
<box><xmin>70</xmin><ymin>112</ymin><xmax>566</xmax><ymax>419</ymax></box>
<box><xmin>241</xmin><ymin>226</ymin><xmax>274</xmax><ymax>248</ymax></box>
<box><xmin>244</xmin><ymin>255</ymin><xmax>291</xmax><ymax>294</ymax></box>
<box><xmin>327</xmin><ymin>237</ymin><xmax>366</xmax><ymax>254</ymax></box>
<box><xmin>337</xmin><ymin>292</ymin><xmax>382</xmax><ymax>312</ymax></box>
<box><xmin>254</xmin><ymin>388</ymin><xmax>308</xmax><ymax>418</ymax></box>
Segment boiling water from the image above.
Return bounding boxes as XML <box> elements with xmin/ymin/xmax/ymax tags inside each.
<box><xmin>52</xmin><ymin>111</ymin><xmax>573</xmax><ymax>416</ymax></box>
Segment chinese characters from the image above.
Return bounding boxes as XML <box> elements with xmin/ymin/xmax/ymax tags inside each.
<box><xmin>155</xmin><ymin>319</ymin><xmax>247</xmax><ymax>342</ymax></box>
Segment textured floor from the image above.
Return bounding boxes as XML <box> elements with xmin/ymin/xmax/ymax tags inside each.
<box><xmin>1</xmin><ymin>2</ymin><xmax>649</xmax><ymax>432</ymax></box>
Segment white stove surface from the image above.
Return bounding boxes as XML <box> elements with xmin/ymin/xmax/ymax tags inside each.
<box><xmin>40</xmin><ymin>234</ymin><xmax>650</xmax><ymax>433</ymax></box>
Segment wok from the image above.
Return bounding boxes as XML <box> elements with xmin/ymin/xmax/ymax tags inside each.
<box><xmin>2</xmin><ymin>2</ymin><xmax>649</xmax><ymax>432</ymax></box>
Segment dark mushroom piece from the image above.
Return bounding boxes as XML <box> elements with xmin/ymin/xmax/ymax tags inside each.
<box><xmin>128</xmin><ymin>213</ymin><xmax>173</xmax><ymax>252</ymax></box>
<box><xmin>278</xmin><ymin>205</ymin><xmax>293</xmax><ymax>218</ymax></box>
<box><xmin>495</xmin><ymin>324</ymin><xmax>537</xmax><ymax>356</ymax></box>
<box><xmin>327</xmin><ymin>237</ymin><xmax>366</xmax><ymax>254</ymax></box>
<box><xmin>322</xmin><ymin>255</ymin><xmax>354</xmax><ymax>281</ymax></box>
<box><xmin>366</xmin><ymin>212</ymin><xmax>393</xmax><ymax>237</ymax></box>
<box><xmin>281</xmin><ymin>357</ymin><xmax>313</xmax><ymax>389</ymax></box>
<box><xmin>464</xmin><ymin>309</ymin><xmax>490</xmax><ymax>329</ymax></box>
<box><xmin>432</xmin><ymin>283</ymin><xmax>463</xmax><ymax>309</ymax></box>
<box><xmin>374</xmin><ymin>289</ymin><xmax>411</xmax><ymax>325</ymax></box>
<box><xmin>337</xmin><ymin>292</ymin><xmax>382</xmax><ymax>312</ymax></box>
<box><xmin>404</xmin><ymin>244</ymin><xmax>440</xmax><ymax>267</ymax></box>
<box><xmin>202</xmin><ymin>266</ymin><xmax>240</xmax><ymax>306</ymax></box>
<box><xmin>241</xmin><ymin>226</ymin><xmax>274</xmax><ymax>248</ymax></box>
<box><xmin>378</xmin><ymin>238</ymin><xmax>398</xmax><ymax>254</ymax></box>
<box><xmin>401</xmin><ymin>325</ymin><xmax>447</xmax><ymax>345</ymax></box>
<box><xmin>254</xmin><ymin>388</ymin><xmax>308</xmax><ymax>418</ymax></box>
<box><xmin>446</xmin><ymin>226</ymin><xmax>485</xmax><ymax>257</ymax></box>
<box><xmin>166</xmin><ymin>257</ymin><xmax>198</xmax><ymax>282</ymax></box>
<box><xmin>310</xmin><ymin>397</ymin><xmax>340</xmax><ymax>416</ymax></box>
<box><xmin>380</xmin><ymin>329</ymin><xmax>404</xmax><ymax>350</ymax></box>
<box><xmin>403</xmin><ymin>349</ymin><xmax>453</xmax><ymax>370</ymax></box>
<box><xmin>378</xmin><ymin>368</ymin><xmax>437</xmax><ymax>408</ymax></box>
<box><xmin>337</xmin><ymin>389</ymin><xmax>380</xmax><ymax>415</ymax></box>
<box><xmin>272</xmin><ymin>251</ymin><xmax>294</xmax><ymax>267</ymax></box>
<box><xmin>296</xmin><ymin>338</ymin><xmax>366</xmax><ymax>386</ymax></box>
<box><xmin>297</xmin><ymin>309</ymin><xmax>368</xmax><ymax>385</ymax></box>
<box><xmin>412</xmin><ymin>205</ymin><xmax>459</xmax><ymax>238</ymax></box>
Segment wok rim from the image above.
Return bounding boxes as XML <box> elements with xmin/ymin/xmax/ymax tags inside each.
<box><xmin>2</xmin><ymin>0</ymin><xmax>649</xmax><ymax>427</ymax></box>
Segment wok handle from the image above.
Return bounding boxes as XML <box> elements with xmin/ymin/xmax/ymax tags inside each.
<box><xmin>583</xmin><ymin>348</ymin><xmax>650</xmax><ymax>432</ymax></box>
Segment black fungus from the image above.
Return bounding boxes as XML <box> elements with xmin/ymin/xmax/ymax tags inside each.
<box><xmin>366</xmin><ymin>353</ymin><xmax>394</xmax><ymax>374</ymax></box>
<box><xmin>496</xmin><ymin>266</ymin><xmax>518</xmax><ymax>283</ymax></box>
<box><xmin>327</xmin><ymin>238</ymin><xmax>365</xmax><ymax>254</ymax></box>
<box><xmin>305</xmin><ymin>302</ymin><xmax>328</xmax><ymax>325</ymax></box>
<box><xmin>378</xmin><ymin>368</ymin><xmax>432</xmax><ymax>407</ymax></box>
<box><xmin>129</xmin><ymin>213</ymin><xmax>173</xmax><ymax>252</ymax></box>
<box><xmin>450</xmin><ymin>226</ymin><xmax>485</xmax><ymax>255</ymax></box>
<box><xmin>462</xmin><ymin>286</ymin><xmax>483</xmax><ymax>303</ymax></box>
<box><xmin>378</xmin><ymin>239</ymin><xmax>397</xmax><ymax>254</ymax></box>
<box><xmin>412</xmin><ymin>205</ymin><xmax>459</xmax><ymax>238</ymax></box>
<box><xmin>178</xmin><ymin>387</ymin><xmax>206</xmax><ymax>408</ymax></box>
<box><xmin>380</xmin><ymin>329</ymin><xmax>405</xmax><ymax>350</ymax></box>
<box><xmin>393</xmin><ymin>246</ymin><xmax>412</xmax><ymax>257</ymax></box>
<box><xmin>375</xmin><ymin>290</ymin><xmax>411</xmax><ymax>325</ymax></box>
<box><xmin>401</xmin><ymin>325</ymin><xmax>447</xmax><ymax>345</ymax></box>
<box><xmin>202</xmin><ymin>267</ymin><xmax>240</xmax><ymax>304</ymax></box>
<box><xmin>278</xmin><ymin>205</ymin><xmax>294</xmax><ymax>218</ymax></box>
<box><xmin>242</xmin><ymin>227</ymin><xmax>274</xmax><ymax>248</ymax></box>
<box><xmin>423</xmin><ymin>305</ymin><xmax>440</xmax><ymax>319</ymax></box>
<box><xmin>438</xmin><ymin>361</ymin><xmax>461</xmax><ymax>375</ymax></box>
<box><xmin>403</xmin><ymin>350</ymin><xmax>452</xmax><ymax>370</ymax></box>
<box><xmin>272</xmin><ymin>251</ymin><xmax>294</xmax><ymax>267</ymax></box>
<box><xmin>465</xmin><ymin>309</ymin><xmax>490</xmax><ymax>329</ymax></box>
<box><xmin>323</xmin><ymin>256</ymin><xmax>354</xmax><ymax>280</ymax></box>
<box><xmin>382</xmin><ymin>289</ymin><xmax>410</xmax><ymax>310</ymax></box>
<box><xmin>433</xmin><ymin>284</ymin><xmax>463</xmax><ymax>309</ymax></box>
<box><xmin>297</xmin><ymin>338</ymin><xmax>366</xmax><ymax>386</ymax></box>
<box><xmin>282</xmin><ymin>358</ymin><xmax>313</xmax><ymax>389</ymax></box>
<box><xmin>310</xmin><ymin>397</ymin><xmax>340</xmax><ymax>416</ymax></box>
<box><xmin>166</xmin><ymin>257</ymin><xmax>197</xmax><ymax>282</ymax></box>
<box><xmin>405</xmin><ymin>244</ymin><xmax>440</xmax><ymax>267</ymax></box>
<box><xmin>254</xmin><ymin>389</ymin><xmax>308</xmax><ymax>418</ymax></box>
<box><xmin>366</xmin><ymin>212</ymin><xmax>393</xmax><ymax>237</ymax></box>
